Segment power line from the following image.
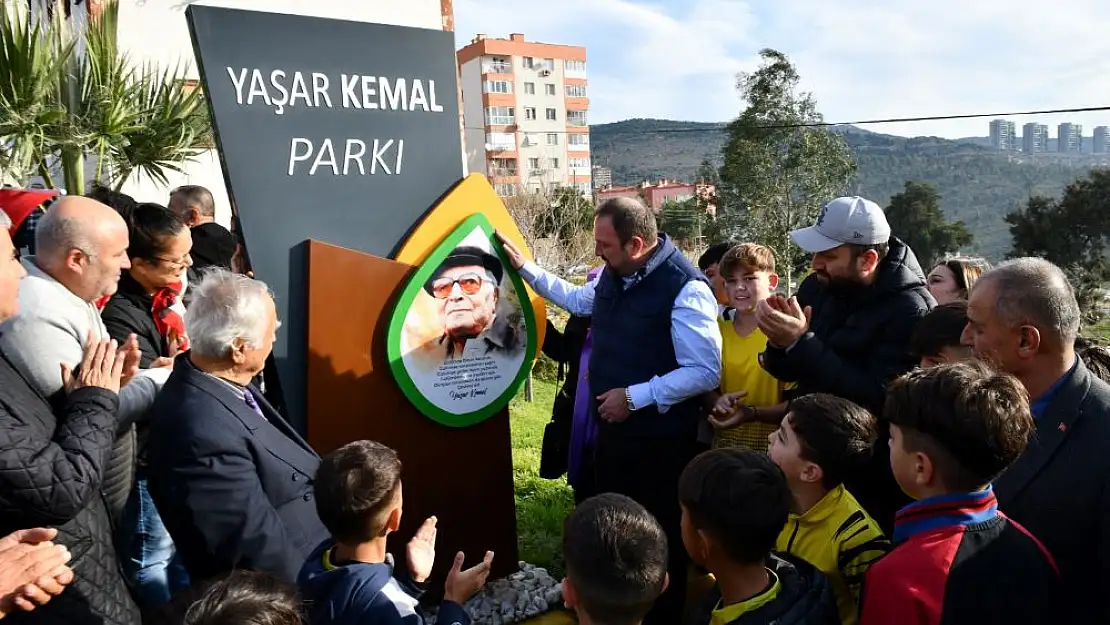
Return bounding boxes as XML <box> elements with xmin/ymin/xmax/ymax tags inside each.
<box><xmin>466</xmin><ymin>105</ymin><xmax>1110</xmax><ymax>134</ymax></box>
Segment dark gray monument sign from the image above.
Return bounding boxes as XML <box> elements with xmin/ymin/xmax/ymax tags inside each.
<box><xmin>187</xmin><ymin>6</ymin><xmax>464</xmax><ymax>430</ymax></box>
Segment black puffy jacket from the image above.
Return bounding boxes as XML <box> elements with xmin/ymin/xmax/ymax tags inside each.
<box><xmin>760</xmin><ymin>236</ymin><xmax>934</xmax><ymax>532</ymax></box>
<box><xmin>689</xmin><ymin>553</ymin><xmax>840</xmax><ymax>625</ymax></box>
<box><xmin>0</xmin><ymin>343</ymin><xmax>140</xmax><ymax>625</ymax></box>
<box><xmin>760</xmin><ymin>236</ymin><xmax>933</xmax><ymax>412</ymax></box>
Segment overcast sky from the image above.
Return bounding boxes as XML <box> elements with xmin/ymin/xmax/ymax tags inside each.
<box><xmin>454</xmin><ymin>0</ymin><xmax>1110</xmax><ymax>138</ymax></box>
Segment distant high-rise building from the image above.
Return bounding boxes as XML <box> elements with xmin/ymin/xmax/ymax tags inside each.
<box><xmin>1094</xmin><ymin>127</ymin><xmax>1110</xmax><ymax>154</ymax></box>
<box><xmin>1058</xmin><ymin>123</ymin><xmax>1083</xmax><ymax>153</ymax></box>
<box><xmin>990</xmin><ymin>119</ymin><xmax>1017</xmax><ymax>151</ymax></box>
<box><xmin>1022</xmin><ymin>123</ymin><xmax>1049</xmax><ymax>153</ymax></box>
<box><xmin>457</xmin><ymin>33</ymin><xmax>591</xmax><ymax>198</ymax></box>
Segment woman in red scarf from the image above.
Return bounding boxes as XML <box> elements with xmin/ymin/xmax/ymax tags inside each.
<box><xmin>100</xmin><ymin>202</ymin><xmax>193</xmax><ymax>609</ymax></box>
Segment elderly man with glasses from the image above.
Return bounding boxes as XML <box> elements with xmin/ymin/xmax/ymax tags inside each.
<box><xmin>425</xmin><ymin>246</ymin><xmax>524</xmax><ymax>363</ymax></box>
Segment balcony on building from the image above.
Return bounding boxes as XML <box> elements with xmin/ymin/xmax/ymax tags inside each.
<box><xmin>567</xmin><ymin>111</ymin><xmax>588</xmax><ymax>128</ymax></box>
<box><xmin>482</xmin><ymin>59</ymin><xmax>513</xmax><ymax>75</ymax></box>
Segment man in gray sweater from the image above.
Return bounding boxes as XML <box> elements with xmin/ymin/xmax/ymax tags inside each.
<box><xmin>0</xmin><ymin>197</ymin><xmax>170</xmax><ymax>520</ymax></box>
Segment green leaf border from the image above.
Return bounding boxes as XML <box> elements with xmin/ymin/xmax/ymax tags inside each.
<box><xmin>386</xmin><ymin>213</ymin><xmax>538</xmax><ymax>428</ymax></box>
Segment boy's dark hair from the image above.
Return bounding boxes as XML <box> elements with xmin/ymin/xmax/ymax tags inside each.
<box><xmin>126</xmin><ymin>202</ymin><xmax>187</xmax><ymax>261</ymax></box>
<box><xmin>678</xmin><ymin>449</ymin><xmax>790</xmax><ymax>564</ymax></box>
<box><xmin>314</xmin><ymin>440</ymin><xmax>402</xmax><ymax>544</ymax></box>
<box><xmin>884</xmin><ymin>361</ymin><xmax>1034</xmax><ymax>492</ymax></box>
<box><xmin>594</xmin><ymin>197</ymin><xmax>657</xmax><ymax>246</ymax></box>
<box><xmin>698</xmin><ymin>241</ymin><xmax>734</xmax><ymax>271</ymax></box>
<box><xmin>562</xmin><ymin>493</ymin><xmax>668</xmax><ymax>625</ymax></box>
<box><xmin>181</xmin><ymin>570</ymin><xmax>303</xmax><ymax>625</ymax></box>
<box><xmin>911</xmin><ymin>301</ymin><xmax>969</xmax><ymax>358</ymax></box>
<box><xmin>787</xmin><ymin>394</ymin><xmax>877</xmax><ymax>490</ymax></box>
<box><xmin>85</xmin><ymin>184</ymin><xmax>139</xmax><ymax>220</ymax></box>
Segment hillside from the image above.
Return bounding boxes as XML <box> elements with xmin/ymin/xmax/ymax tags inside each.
<box><xmin>590</xmin><ymin>119</ymin><xmax>1108</xmax><ymax>260</ymax></box>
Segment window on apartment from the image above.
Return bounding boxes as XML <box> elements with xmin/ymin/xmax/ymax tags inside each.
<box><xmin>545</xmin><ymin>84</ymin><xmax>556</xmax><ymax>96</ymax></box>
<box><xmin>521</xmin><ymin>133</ymin><xmax>539</xmax><ymax>146</ymax></box>
<box><xmin>485</xmin><ymin>133</ymin><xmax>516</xmax><ymax>150</ymax></box>
<box><xmin>543</xmin><ymin>58</ymin><xmax>555</xmax><ymax>70</ymax></box>
<box><xmin>524</xmin><ymin>82</ymin><xmax>535</xmax><ymax>95</ymax></box>
<box><xmin>523</xmin><ymin>57</ymin><xmax>535</xmax><ymax>69</ymax></box>
<box><xmin>546</xmin><ymin>108</ymin><xmax>557</xmax><ymax>121</ymax></box>
<box><xmin>524</xmin><ymin>107</ymin><xmax>537</xmax><ymax>120</ymax></box>
<box><xmin>549</xmin><ymin>158</ymin><xmax>560</xmax><ymax>169</ymax></box>
<box><xmin>489</xmin><ymin>158</ymin><xmax>518</xmax><ymax>176</ymax></box>
<box><xmin>569</xmin><ymin>157</ymin><xmax>590</xmax><ymax>169</ymax></box>
<box><xmin>493</xmin><ymin>183</ymin><xmax>519</xmax><ymax>197</ymax></box>
<box><xmin>567</xmin><ymin>111</ymin><xmax>588</xmax><ymax>127</ymax></box>
<box><xmin>483</xmin><ymin>80</ymin><xmax>512</xmax><ymax>94</ymax></box>
<box><xmin>484</xmin><ymin>106</ymin><xmax>515</xmax><ymax>125</ymax></box>
<box><xmin>546</xmin><ymin>133</ymin><xmax>559</xmax><ymax>146</ymax></box>
<box><xmin>565</xmin><ymin>84</ymin><xmax>587</xmax><ymax>98</ymax></box>
<box><xmin>564</xmin><ymin>60</ymin><xmax>587</xmax><ymax>74</ymax></box>
<box><xmin>528</xmin><ymin>157</ymin><xmax>541</xmax><ymax>169</ymax></box>
<box><xmin>568</xmin><ymin>133</ymin><xmax>590</xmax><ymax>147</ymax></box>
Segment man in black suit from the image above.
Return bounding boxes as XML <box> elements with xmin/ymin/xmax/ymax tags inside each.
<box><xmin>147</xmin><ymin>268</ymin><xmax>327</xmax><ymax>584</ymax></box>
<box><xmin>964</xmin><ymin>257</ymin><xmax>1110</xmax><ymax>624</ymax></box>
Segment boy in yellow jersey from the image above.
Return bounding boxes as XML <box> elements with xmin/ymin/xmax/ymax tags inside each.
<box><xmin>703</xmin><ymin>243</ymin><xmax>790</xmax><ymax>450</ymax></box>
<box><xmin>767</xmin><ymin>394</ymin><xmax>890</xmax><ymax>625</ymax></box>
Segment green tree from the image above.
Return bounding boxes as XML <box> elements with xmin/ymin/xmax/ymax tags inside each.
<box><xmin>658</xmin><ymin>197</ymin><xmax>706</xmax><ymax>245</ymax></box>
<box><xmin>885</xmin><ymin>180</ymin><xmax>973</xmax><ymax>267</ymax></box>
<box><xmin>1006</xmin><ymin>168</ymin><xmax>1110</xmax><ymax>324</ymax></box>
<box><xmin>718</xmin><ymin>49</ymin><xmax>856</xmax><ymax>292</ymax></box>
<box><xmin>0</xmin><ymin>0</ymin><xmax>209</xmax><ymax>193</ymax></box>
<box><xmin>532</xmin><ymin>186</ymin><xmax>592</xmax><ymax>243</ymax></box>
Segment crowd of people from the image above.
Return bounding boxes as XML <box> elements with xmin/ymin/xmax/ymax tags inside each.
<box><xmin>0</xmin><ymin>184</ymin><xmax>1107</xmax><ymax>625</ymax></box>
<box><xmin>522</xmin><ymin>195</ymin><xmax>1110</xmax><ymax>625</ymax></box>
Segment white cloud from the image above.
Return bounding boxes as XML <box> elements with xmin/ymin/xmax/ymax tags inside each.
<box><xmin>454</xmin><ymin>0</ymin><xmax>1110</xmax><ymax>138</ymax></box>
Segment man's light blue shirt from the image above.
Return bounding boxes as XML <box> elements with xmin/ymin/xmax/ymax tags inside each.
<box><xmin>520</xmin><ymin>258</ymin><xmax>722</xmax><ymax>413</ymax></box>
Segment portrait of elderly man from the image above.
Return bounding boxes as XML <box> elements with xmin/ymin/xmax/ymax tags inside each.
<box><xmin>422</xmin><ymin>245</ymin><xmax>523</xmax><ymax>363</ymax></box>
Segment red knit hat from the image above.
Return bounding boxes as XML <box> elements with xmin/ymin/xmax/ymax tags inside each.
<box><xmin>0</xmin><ymin>188</ymin><xmax>59</xmax><ymax>235</ymax></box>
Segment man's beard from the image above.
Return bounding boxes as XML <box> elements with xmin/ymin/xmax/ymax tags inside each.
<box><xmin>816</xmin><ymin>271</ymin><xmax>867</xmax><ymax>296</ymax></box>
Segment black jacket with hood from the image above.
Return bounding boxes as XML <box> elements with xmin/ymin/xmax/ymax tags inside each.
<box><xmin>760</xmin><ymin>236</ymin><xmax>934</xmax><ymax>531</ymax></box>
<box><xmin>689</xmin><ymin>553</ymin><xmax>840</xmax><ymax>625</ymax></box>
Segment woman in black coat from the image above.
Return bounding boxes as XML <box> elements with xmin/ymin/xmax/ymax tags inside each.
<box><xmin>100</xmin><ymin>203</ymin><xmax>193</xmax><ymax>609</ymax></box>
<box><xmin>0</xmin><ymin>217</ymin><xmax>139</xmax><ymax>624</ymax></box>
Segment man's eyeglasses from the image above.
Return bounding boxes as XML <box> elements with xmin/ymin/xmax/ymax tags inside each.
<box><xmin>431</xmin><ymin>274</ymin><xmax>485</xmax><ymax>299</ymax></box>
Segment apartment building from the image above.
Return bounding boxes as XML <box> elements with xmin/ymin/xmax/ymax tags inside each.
<box><xmin>1023</xmin><ymin>123</ymin><xmax>1049</xmax><ymax>153</ymax></box>
<box><xmin>989</xmin><ymin>119</ymin><xmax>1017</xmax><ymax>151</ymax></box>
<box><xmin>1058</xmin><ymin>122</ymin><xmax>1083</xmax><ymax>153</ymax></box>
<box><xmin>1094</xmin><ymin>127</ymin><xmax>1110</xmax><ymax>154</ymax></box>
<box><xmin>457</xmin><ymin>33</ymin><xmax>591</xmax><ymax>197</ymax></box>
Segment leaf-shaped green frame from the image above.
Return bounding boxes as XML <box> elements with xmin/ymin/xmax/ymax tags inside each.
<box><xmin>386</xmin><ymin>213</ymin><xmax>539</xmax><ymax>427</ymax></box>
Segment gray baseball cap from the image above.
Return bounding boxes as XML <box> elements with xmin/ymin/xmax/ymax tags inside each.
<box><xmin>790</xmin><ymin>196</ymin><xmax>891</xmax><ymax>253</ymax></box>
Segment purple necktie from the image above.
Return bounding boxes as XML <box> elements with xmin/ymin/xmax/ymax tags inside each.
<box><xmin>243</xmin><ymin>388</ymin><xmax>268</xmax><ymax>422</ymax></box>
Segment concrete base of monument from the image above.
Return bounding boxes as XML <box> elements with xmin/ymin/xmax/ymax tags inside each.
<box><xmin>422</xmin><ymin>562</ymin><xmax>572</xmax><ymax>625</ymax></box>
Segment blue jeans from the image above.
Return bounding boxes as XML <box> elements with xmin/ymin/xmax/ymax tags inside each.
<box><xmin>120</xmin><ymin>475</ymin><xmax>190</xmax><ymax>608</ymax></box>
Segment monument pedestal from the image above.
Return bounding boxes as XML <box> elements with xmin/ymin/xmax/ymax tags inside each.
<box><xmin>305</xmin><ymin>240</ymin><xmax>519</xmax><ymax>583</ymax></box>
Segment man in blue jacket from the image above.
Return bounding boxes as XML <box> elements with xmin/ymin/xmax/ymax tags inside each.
<box><xmin>498</xmin><ymin>196</ymin><xmax>722</xmax><ymax>625</ymax></box>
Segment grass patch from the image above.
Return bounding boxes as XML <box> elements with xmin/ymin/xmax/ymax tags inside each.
<box><xmin>510</xmin><ymin>377</ymin><xmax>573</xmax><ymax>577</ymax></box>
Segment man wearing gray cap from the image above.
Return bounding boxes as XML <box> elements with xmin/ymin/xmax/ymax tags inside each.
<box><xmin>754</xmin><ymin>196</ymin><xmax>933</xmax><ymax>530</ymax></box>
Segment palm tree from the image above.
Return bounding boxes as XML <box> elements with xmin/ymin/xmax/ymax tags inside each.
<box><xmin>0</xmin><ymin>0</ymin><xmax>209</xmax><ymax>194</ymax></box>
